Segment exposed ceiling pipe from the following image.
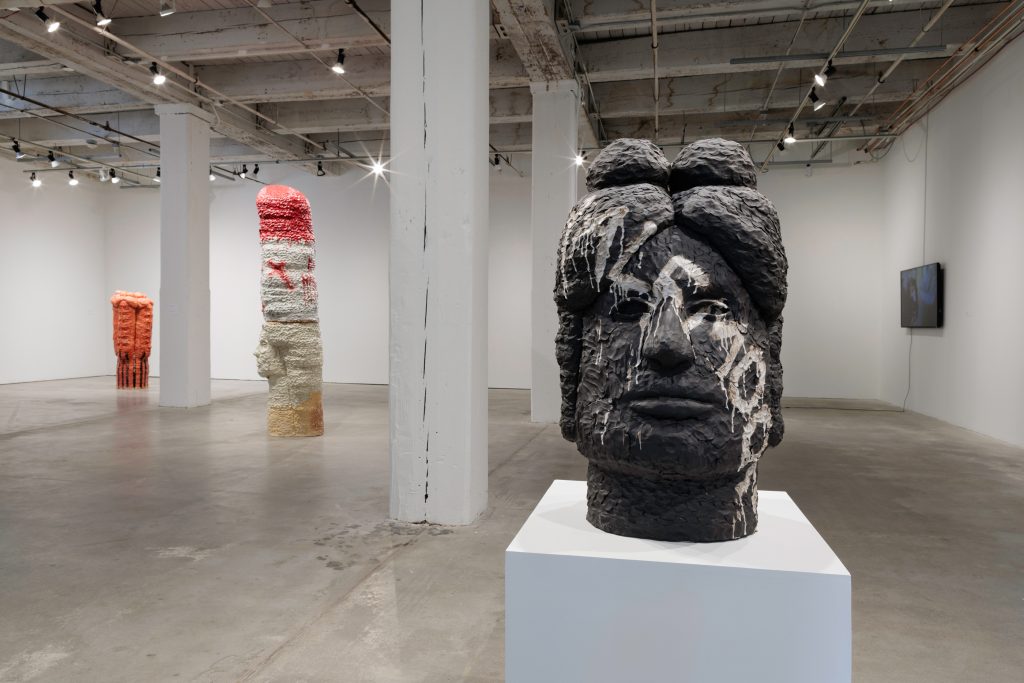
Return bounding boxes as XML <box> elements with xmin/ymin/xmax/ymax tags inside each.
<box><xmin>45</xmin><ymin>5</ymin><xmax>329</xmax><ymax>154</ymax></box>
<box><xmin>345</xmin><ymin>0</ymin><xmax>390</xmax><ymax>45</ymax></box>
<box><xmin>838</xmin><ymin>0</ymin><xmax>956</xmax><ymax>133</ymax></box>
<box><xmin>242</xmin><ymin>0</ymin><xmax>387</xmax><ymax>121</ymax></box>
<box><xmin>864</xmin><ymin>0</ymin><xmax>1024</xmax><ymax>151</ymax></box>
<box><xmin>759</xmin><ymin>0</ymin><xmax>872</xmax><ymax>171</ymax></box>
<box><xmin>571</xmin><ymin>0</ymin><xmax>921</xmax><ymax>35</ymax></box>
<box><xmin>808</xmin><ymin>95</ymin><xmax>847</xmax><ymax>160</ymax></box>
<box><xmin>651</xmin><ymin>0</ymin><xmax>659</xmax><ymax>141</ymax></box>
<box><xmin>748</xmin><ymin>1</ymin><xmax>811</xmax><ymax>144</ymax></box>
<box><xmin>0</xmin><ymin>85</ymin><xmax>158</xmax><ymax>157</ymax></box>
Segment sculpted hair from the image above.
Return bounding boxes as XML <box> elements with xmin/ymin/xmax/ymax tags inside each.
<box><xmin>554</xmin><ymin>137</ymin><xmax>788</xmax><ymax>445</ymax></box>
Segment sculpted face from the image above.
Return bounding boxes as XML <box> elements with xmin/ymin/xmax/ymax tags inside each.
<box><xmin>574</xmin><ymin>228</ymin><xmax>772</xmax><ymax>480</ymax></box>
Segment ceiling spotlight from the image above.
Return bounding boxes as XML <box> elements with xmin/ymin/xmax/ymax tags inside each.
<box><xmin>11</xmin><ymin>140</ymin><xmax>26</xmax><ymax>159</ymax></box>
<box><xmin>332</xmin><ymin>49</ymin><xmax>346</xmax><ymax>75</ymax></box>
<box><xmin>813</xmin><ymin>72</ymin><xmax>826</xmax><ymax>88</ymax></box>
<box><xmin>159</xmin><ymin>0</ymin><xmax>176</xmax><ymax>17</ymax></box>
<box><xmin>809</xmin><ymin>88</ymin><xmax>828</xmax><ymax>112</ymax></box>
<box><xmin>48</xmin><ymin>151</ymin><xmax>59</xmax><ymax>167</ymax></box>
<box><xmin>783</xmin><ymin>124</ymin><xmax>796</xmax><ymax>145</ymax></box>
<box><xmin>150</xmin><ymin>63</ymin><xmax>166</xmax><ymax>85</ymax></box>
<box><xmin>35</xmin><ymin>8</ymin><xmax>60</xmax><ymax>33</ymax></box>
<box><xmin>825</xmin><ymin>60</ymin><xmax>837</xmax><ymax>78</ymax></box>
<box><xmin>30</xmin><ymin>172</ymin><xmax>41</xmax><ymax>188</ymax></box>
<box><xmin>573</xmin><ymin>151</ymin><xmax>586</xmax><ymax>167</ymax></box>
<box><xmin>252</xmin><ymin>163</ymin><xmax>260</xmax><ymax>177</ymax></box>
<box><xmin>370</xmin><ymin>159</ymin><xmax>385</xmax><ymax>177</ymax></box>
<box><xmin>239</xmin><ymin>164</ymin><xmax>248</xmax><ymax>179</ymax></box>
<box><xmin>110</xmin><ymin>169</ymin><xmax>120</xmax><ymax>184</ymax></box>
<box><xmin>68</xmin><ymin>170</ymin><xmax>79</xmax><ymax>186</ymax></box>
<box><xmin>209</xmin><ymin>168</ymin><xmax>216</xmax><ymax>181</ymax></box>
<box><xmin>94</xmin><ymin>0</ymin><xmax>112</xmax><ymax>27</ymax></box>
<box><xmin>776</xmin><ymin>141</ymin><xmax>786</xmax><ymax>152</ymax></box>
<box><xmin>316</xmin><ymin>160</ymin><xmax>326</xmax><ymax>177</ymax></box>
<box><xmin>155</xmin><ymin>167</ymin><xmax>161</xmax><ymax>183</ymax></box>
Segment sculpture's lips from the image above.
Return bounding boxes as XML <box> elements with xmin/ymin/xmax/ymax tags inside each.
<box><xmin>627</xmin><ymin>396</ymin><xmax>715</xmax><ymax>420</ymax></box>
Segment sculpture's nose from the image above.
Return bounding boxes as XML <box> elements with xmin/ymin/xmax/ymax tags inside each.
<box><xmin>642</xmin><ymin>304</ymin><xmax>695</xmax><ymax>373</ymax></box>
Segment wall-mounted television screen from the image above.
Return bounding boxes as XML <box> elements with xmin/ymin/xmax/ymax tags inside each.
<box><xmin>900</xmin><ymin>263</ymin><xmax>943</xmax><ymax>328</ymax></box>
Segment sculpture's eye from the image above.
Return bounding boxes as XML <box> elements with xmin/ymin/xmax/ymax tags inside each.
<box><xmin>690</xmin><ymin>299</ymin><xmax>730</xmax><ymax>322</ymax></box>
<box><xmin>610</xmin><ymin>294</ymin><xmax>651</xmax><ymax>322</ymax></box>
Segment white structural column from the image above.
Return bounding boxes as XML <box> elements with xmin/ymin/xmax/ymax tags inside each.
<box><xmin>388</xmin><ymin>0</ymin><xmax>489</xmax><ymax>524</ymax></box>
<box><xmin>530</xmin><ymin>80</ymin><xmax>580</xmax><ymax>423</ymax></box>
<box><xmin>156</xmin><ymin>104</ymin><xmax>213</xmax><ymax>408</ymax></box>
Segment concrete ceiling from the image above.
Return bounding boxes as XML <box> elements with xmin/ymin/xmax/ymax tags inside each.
<box><xmin>0</xmin><ymin>0</ymin><xmax>1018</xmax><ymax>182</ymax></box>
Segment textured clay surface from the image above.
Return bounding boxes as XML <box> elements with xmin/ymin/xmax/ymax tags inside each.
<box><xmin>669</xmin><ymin>137</ymin><xmax>758</xmax><ymax>193</ymax></box>
<box><xmin>554</xmin><ymin>137</ymin><xmax>787</xmax><ymax>542</ymax></box>
<box><xmin>586</xmin><ymin>138</ymin><xmax>670</xmax><ymax>191</ymax></box>
<box><xmin>111</xmin><ymin>290</ymin><xmax>153</xmax><ymax>389</ymax></box>
<box><xmin>254</xmin><ymin>185</ymin><xmax>323</xmax><ymax>437</ymax></box>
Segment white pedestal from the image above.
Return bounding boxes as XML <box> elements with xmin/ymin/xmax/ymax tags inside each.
<box><xmin>506</xmin><ymin>480</ymin><xmax>851</xmax><ymax>683</ymax></box>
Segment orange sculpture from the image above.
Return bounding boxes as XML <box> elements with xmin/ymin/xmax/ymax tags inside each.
<box><xmin>111</xmin><ymin>290</ymin><xmax>154</xmax><ymax>389</ymax></box>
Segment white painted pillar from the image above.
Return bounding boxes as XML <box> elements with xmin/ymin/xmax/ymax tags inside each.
<box><xmin>530</xmin><ymin>80</ymin><xmax>580</xmax><ymax>423</ymax></box>
<box><xmin>155</xmin><ymin>104</ymin><xmax>212</xmax><ymax>408</ymax></box>
<box><xmin>388</xmin><ymin>0</ymin><xmax>489</xmax><ymax>524</ymax></box>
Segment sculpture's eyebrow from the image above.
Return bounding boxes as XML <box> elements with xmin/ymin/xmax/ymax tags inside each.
<box><xmin>656</xmin><ymin>255</ymin><xmax>709</xmax><ymax>292</ymax></box>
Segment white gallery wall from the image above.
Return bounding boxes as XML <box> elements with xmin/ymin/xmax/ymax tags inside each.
<box><xmin>878</xmin><ymin>37</ymin><xmax>1024</xmax><ymax>448</ymax></box>
<box><xmin>0</xmin><ymin>163</ymin><xmax>109</xmax><ymax>383</ymax></box>
<box><xmin>759</xmin><ymin>162</ymin><xmax>885</xmax><ymax>400</ymax></box>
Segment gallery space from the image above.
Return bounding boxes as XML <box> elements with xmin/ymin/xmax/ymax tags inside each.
<box><xmin>0</xmin><ymin>1</ymin><xmax>1022</xmax><ymax>682</ymax></box>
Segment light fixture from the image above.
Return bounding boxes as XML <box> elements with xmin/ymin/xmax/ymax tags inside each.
<box><xmin>94</xmin><ymin>0</ymin><xmax>112</xmax><ymax>27</ymax></box>
<box><xmin>809</xmin><ymin>88</ymin><xmax>827</xmax><ymax>112</ymax></box>
<box><xmin>316</xmin><ymin>160</ymin><xmax>326</xmax><ymax>177</ymax></box>
<box><xmin>776</xmin><ymin>141</ymin><xmax>785</xmax><ymax>152</ymax></box>
<box><xmin>815</xmin><ymin>59</ymin><xmax>836</xmax><ymax>87</ymax></box>
<box><xmin>783</xmin><ymin>124</ymin><xmax>796</xmax><ymax>145</ymax></box>
<box><xmin>209</xmin><ymin>168</ymin><xmax>216</xmax><ymax>181</ymax></box>
<box><xmin>159</xmin><ymin>0</ymin><xmax>176</xmax><ymax>18</ymax></box>
<box><xmin>154</xmin><ymin>167</ymin><xmax>161</xmax><ymax>183</ymax></box>
<box><xmin>68</xmin><ymin>170</ymin><xmax>78</xmax><ymax>186</ymax></box>
<box><xmin>150</xmin><ymin>63</ymin><xmax>166</xmax><ymax>85</ymax></box>
<box><xmin>48</xmin><ymin>151</ymin><xmax>59</xmax><ymax>167</ymax></box>
<box><xmin>30</xmin><ymin>172</ymin><xmax>41</xmax><ymax>188</ymax></box>
<box><xmin>252</xmin><ymin>163</ymin><xmax>260</xmax><ymax>177</ymax></box>
<box><xmin>35</xmin><ymin>8</ymin><xmax>60</xmax><ymax>33</ymax></box>
<box><xmin>11</xmin><ymin>140</ymin><xmax>26</xmax><ymax>160</ymax></box>
<box><xmin>239</xmin><ymin>164</ymin><xmax>248</xmax><ymax>179</ymax></box>
<box><xmin>332</xmin><ymin>49</ymin><xmax>345</xmax><ymax>75</ymax></box>
<box><xmin>110</xmin><ymin>169</ymin><xmax>120</xmax><ymax>184</ymax></box>
<box><xmin>370</xmin><ymin>159</ymin><xmax>385</xmax><ymax>177</ymax></box>
<box><xmin>573</xmin><ymin>151</ymin><xmax>586</xmax><ymax>167</ymax></box>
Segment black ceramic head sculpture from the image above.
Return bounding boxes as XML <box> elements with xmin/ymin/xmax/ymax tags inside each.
<box><xmin>554</xmin><ymin>137</ymin><xmax>788</xmax><ymax>542</ymax></box>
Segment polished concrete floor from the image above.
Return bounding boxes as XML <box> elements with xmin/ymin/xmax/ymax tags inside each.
<box><xmin>0</xmin><ymin>378</ymin><xmax>1021</xmax><ymax>682</ymax></box>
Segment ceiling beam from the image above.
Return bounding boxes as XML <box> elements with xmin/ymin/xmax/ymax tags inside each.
<box><xmin>491</xmin><ymin>0</ymin><xmax>599</xmax><ymax>149</ymax></box>
<box><xmin>0</xmin><ymin>10</ymin><xmax>320</xmax><ymax>171</ymax></box>
<box><xmin>107</xmin><ymin>0</ymin><xmax>389</xmax><ymax>62</ymax></box>
<box><xmin>193</xmin><ymin>40</ymin><xmax>529</xmax><ymax>103</ymax></box>
<box><xmin>580</xmin><ymin>3</ymin><xmax>1001</xmax><ymax>82</ymax></box>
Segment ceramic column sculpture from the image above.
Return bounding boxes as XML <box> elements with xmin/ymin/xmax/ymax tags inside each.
<box><xmin>554</xmin><ymin>138</ymin><xmax>788</xmax><ymax>542</ymax></box>
<box><xmin>254</xmin><ymin>185</ymin><xmax>324</xmax><ymax>437</ymax></box>
<box><xmin>111</xmin><ymin>290</ymin><xmax>153</xmax><ymax>389</ymax></box>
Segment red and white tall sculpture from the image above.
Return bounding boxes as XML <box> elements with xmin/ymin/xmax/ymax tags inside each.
<box><xmin>254</xmin><ymin>185</ymin><xmax>324</xmax><ymax>436</ymax></box>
